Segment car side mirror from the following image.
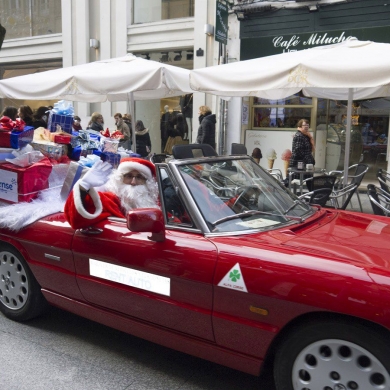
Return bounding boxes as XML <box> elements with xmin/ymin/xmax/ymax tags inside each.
<box><xmin>127</xmin><ymin>208</ymin><xmax>165</xmax><ymax>242</ymax></box>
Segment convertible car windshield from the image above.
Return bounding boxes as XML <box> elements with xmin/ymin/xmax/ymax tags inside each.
<box><xmin>176</xmin><ymin>157</ymin><xmax>314</xmax><ymax>233</ymax></box>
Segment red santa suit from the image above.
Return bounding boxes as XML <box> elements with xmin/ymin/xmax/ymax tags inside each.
<box><xmin>64</xmin><ymin>158</ymin><xmax>158</xmax><ymax>229</ymax></box>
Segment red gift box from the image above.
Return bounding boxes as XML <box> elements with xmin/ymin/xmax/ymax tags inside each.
<box><xmin>0</xmin><ymin>129</ymin><xmax>11</xmax><ymax>148</ymax></box>
<box><xmin>54</xmin><ymin>134</ymin><xmax>72</xmax><ymax>144</ymax></box>
<box><xmin>0</xmin><ymin>157</ymin><xmax>52</xmax><ymax>203</ymax></box>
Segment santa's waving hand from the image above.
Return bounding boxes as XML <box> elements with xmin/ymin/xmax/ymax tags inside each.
<box><xmin>79</xmin><ymin>160</ymin><xmax>113</xmax><ymax>191</ymax></box>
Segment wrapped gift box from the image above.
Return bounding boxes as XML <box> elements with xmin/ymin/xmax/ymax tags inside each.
<box><xmin>11</xmin><ymin>126</ymin><xmax>34</xmax><ymax>149</ymax></box>
<box><xmin>31</xmin><ymin>140</ymin><xmax>68</xmax><ymax>161</ymax></box>
<box><xmin>101</xmin><ymin>152</ymin><xmax>121</xmax><ymax>169</ymax></box>
<box><xmin>59</xmin><ymin>161</ymin><xmax>88</xmax><ymax>201</ymax></box>
<box><xmin>0</xmin><ymin>126</ymin><xmax>34</xmax><ymax>149</ymax></box>
<box><xmin>47</xmin><ymin>112</ymin><xmax>73</xmax><ymax>134</ymax></box>
<box><xmin>0</xmin><ymin>130</ymin><xmax>11</xmax><ymax>148</ymax></box>
<box><xmin>54</xmin><ymin>134</ymin><xmax>72</xmax><ymax>144</ymax></box>
<box><xmin>0</xmin><ymin>157</ymin><xmax>52</xmax><ymax>203</ymax></box>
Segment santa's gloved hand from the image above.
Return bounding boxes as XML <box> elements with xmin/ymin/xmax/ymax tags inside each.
<box><xmin>79</xmin><ymin>160</ymin><xmax>113</xmax><ymax>191</ymax></box>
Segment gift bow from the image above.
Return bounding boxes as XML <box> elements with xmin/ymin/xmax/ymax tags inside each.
<box><xmin>52</xmin><ymin>100</ymin><xmax>74</xmax><ymax>116</ymax></box>
<box><xmin>100</xmin><ymin>128</ymin><xmax>124</xmax><ymax>139</ymax></box>
<box><xmin>0</xmin><ymin>116</ymin><xmax>25</xmax><ymax>131</ymax></box>
<box><xmin>71</xmin><ymin>130</ymin><xmax>100</xmax><ymax>150</ymax></box>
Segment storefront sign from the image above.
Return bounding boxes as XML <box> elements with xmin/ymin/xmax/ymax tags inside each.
<box><xmin>215</xmin><ymin>0</ymin><xmax>228</xmax><ymax>45</ymax></box>
<box><xmin>241</xmin><ymin>26</ymin><xmax>390</xmax><ymax>60</ymax></box>
<box><xmin>0</xmin><ymin>170</ymin><xmax>17</xmax><ymax>203</ymax></box>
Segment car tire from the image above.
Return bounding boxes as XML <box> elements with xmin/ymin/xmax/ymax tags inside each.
<box><xmin>0</xmin><ymin>245</ymin><xmax>48</xmax><ymax>321</ymax></box>
<box><xmin>274</xmin><ymin>319</ymin><xmax>390</xmax><ymax>390</ymax></box>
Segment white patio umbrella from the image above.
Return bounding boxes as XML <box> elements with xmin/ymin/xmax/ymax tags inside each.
<box><xmin>190</xmin><ymin>39</ymin><xmax>390</xmax><ymax>183</ymax></box>
<box><xmin>0</xmin><ymin>53</ymin><xmax>193</xmax><ymax>148</ymax></box>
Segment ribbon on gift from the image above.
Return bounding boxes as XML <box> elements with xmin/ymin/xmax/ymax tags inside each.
<box><xmin>71</xmin><ymin>130</ymin><xmax>100</xmax><ymax>151</ymax></box>
<box><xmin>0</xmin><ymin>116</ymin><xmax>26</xmax><ymax>131</ymax></box>
<box><xmin>52</xmin><ymin>100</ymin><xmax>74</xmax><ymax>116</ymax></box>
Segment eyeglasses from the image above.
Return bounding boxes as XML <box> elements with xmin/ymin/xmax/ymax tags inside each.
<box><xmin>123</xmin><ymin>173</ymin><xmax>146</xmax><ymax>181</ymax></box>
<box><xmin>301</xmin><ymin>124</ymin><xmax>310</xmax><ymax>127</ymax></box>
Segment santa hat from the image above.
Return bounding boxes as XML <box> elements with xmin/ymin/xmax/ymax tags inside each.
<box><xmin>117</xmin><ymin>157</ymin><xmax>156</xmax><ymax>180</ymax></box>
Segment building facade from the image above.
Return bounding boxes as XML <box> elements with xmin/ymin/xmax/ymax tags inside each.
<box><xmin>0</xmin><ymin>0</ymin><xmax>227</xmax><ymax>154</ymax></box>
<box><xmin>231</xmin><ymin>0</ymin><xmax>390</xmax><ymax>181</ymax></box>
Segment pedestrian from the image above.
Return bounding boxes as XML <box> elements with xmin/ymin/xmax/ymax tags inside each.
<box><xmin>289</xmin><ymin>118</ymin><xmax>315</xmax><ymax>189</ymax></box>
<box><xmin>164</xmin><ymin>114</ymin><xmax>183</xmax><ymax>155</ymax></box>
<box><xmin>123</xmin><ymin>113</ymin><xmax>133</xmax><ymax>147</ymax></box>
<box><xmin>87</xmin><ymin>112</ymin><xmax>104</xmax><ymax>132</ymax></box>
<box><xmin>1</xmin><ymin>106</ymin><xmax>18</xmax><ymax>121</ymax></box>
<box><xmin>196</xmin><ymin>105</ymin><xmax>216</xmax><ymax>149</ymax></box>
<box><xmin>72</xmin><ymin>115</ymin><xmax>83</xmax><ymax>131</ymax></box>
<box><xmin>114</xmin><ymin>113</ymin><xmax>131</xmax><ymax>150</ymax></box>
<box><xmin>32</xmin><ymin>106</ymin><xmax>49</xmax><ymax>129</ymax></box>
<box><xmin>18</xmin><ymin>105</ymin><xmax>34</xmax><ymax>127</ymax></box>
<box><xmin>134</xmin><ymin>120</ymin><xmax>152</xmax><ymax>158</ymax></box>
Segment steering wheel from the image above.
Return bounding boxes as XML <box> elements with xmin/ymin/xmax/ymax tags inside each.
<box><xmin>231</xmin><ymin>186</ymin><xmax>258</xmax><ymax>213</ymax></box>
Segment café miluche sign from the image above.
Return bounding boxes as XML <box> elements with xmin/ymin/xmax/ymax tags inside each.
<box><xmin>241</xmin><ymin>26</ymin><xmax>390</xmax><ymax>60</ymax></box>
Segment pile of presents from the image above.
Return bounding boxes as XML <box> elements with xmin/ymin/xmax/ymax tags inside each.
<box><xmin>0</xmin><ymin>101</ymin><xmax>135</xmax><ymax>204</ymax></box>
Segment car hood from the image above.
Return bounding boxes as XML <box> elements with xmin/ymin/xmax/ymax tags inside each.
<box><xmin>273</xmin><ymin>210</ymin><xmax>390</xmax><ymax>269</ymax></box>
<box><xmin>213</xmin><ymin>210</ymin><xmax>390</xmax><ymax>271</ymax></box>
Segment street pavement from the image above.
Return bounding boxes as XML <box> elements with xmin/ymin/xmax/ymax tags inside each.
<box><xmin>0</xmin><ymin>307</ymin><xmax>275</xmax><ymax>390</ymax></box>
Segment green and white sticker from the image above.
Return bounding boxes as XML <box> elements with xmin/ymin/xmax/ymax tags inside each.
<box><xmin>218</xmin><ymin>263</ymin><xmax>248</xmax><ymax>293</ymax></box>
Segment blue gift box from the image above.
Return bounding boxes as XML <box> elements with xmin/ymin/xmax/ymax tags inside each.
<box><xmin>10</xmin><ymin>126</ymin><xmax>34</xmax><ymax>149</ymax></box>
<box><xmin>48</xmin><ymin>112</ymin><xmax>73</xmax><ymax>134</ymax></box>
<box><xmin>101</xmin><ymin>152</ymin><xmax>121</xmax><ymax>169</ymax></box>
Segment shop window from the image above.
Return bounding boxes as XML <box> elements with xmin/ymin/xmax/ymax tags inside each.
<box><xmin>133</xmin><ymin>0</ymin><xmax>194</xmax><ymax>24</ymax></box>
<box><xmin>251</xmin><ymin>94</ymin><xmax>313</xmax><ymax>129</ymax></box>
<box><xmin>0</xmin><ymin>0</ymin><xmax>61</xmax><ymax>39</ymax></box>
<box><xmin>316</xmin><ymin>98</ymin><xmax>389</xmax><ymax>182</ymax></box>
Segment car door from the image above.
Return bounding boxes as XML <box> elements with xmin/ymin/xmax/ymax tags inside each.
<box><xmin>72</xmin><ymin>210</ymin><xmax>217</xmax><ymax>341</ymax></box>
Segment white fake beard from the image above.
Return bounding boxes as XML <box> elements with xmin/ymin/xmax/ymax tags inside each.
<box><xmin>105</xmin><ymin>171</ymin><xmax>159</xmax><ymax>213</ymax></box>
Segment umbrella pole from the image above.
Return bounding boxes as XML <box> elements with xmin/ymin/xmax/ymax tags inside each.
<box><xmin>342</xmin><ymin>88</ymin><xmax>353</xmax><ymax>188</ymax></box>
<box><xmin>128</xmin><ymin>92</ymin><xmax>136</xmax><ymax>154</ymax></box>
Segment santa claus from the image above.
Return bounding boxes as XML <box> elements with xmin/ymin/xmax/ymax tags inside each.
<box><xmin>64</xmin><ymin>157</ymin><xmax>160</xmax><ymax>229</ymax></box>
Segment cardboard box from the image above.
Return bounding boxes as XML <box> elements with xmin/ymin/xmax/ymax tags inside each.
<box><xmin>47</xmin><ymin>112</ymin><xmax>73</xmax><ymax>134</ymax></box>
<box><xmin>0</xmin><ymin>158</ymin><xmax>52</xmax><ymax>203</ymax></box>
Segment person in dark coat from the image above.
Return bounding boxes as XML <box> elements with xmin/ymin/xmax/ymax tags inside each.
<box><xmin>1</xmin><ymin>106</ymin><xmax>18</xmax><ymax>121</ymax></box>
<box><xmin>18</xmin><ymin>105</ymin><xmax>34</xmax><ymax>127</ymax></box>
<box><xmin>289</xmin><ymin>118</ymin><xmax>316</xmax><ymax>190</ymax></box>
<box><xmin>72</xmin><ymin>115</ymin><xmax>83</xmax><ymax>131</ymax></box>
<box><xmin>135</xmin><ymin>120</ymin><xmax>152</xmax><ymax>158</ymax></box>
<box><xmin>196</xmin><ymin>105</ymin><xmax>216</xmax><ymax>150</ymax></box>
<box><xmin>87</xmin><ymin>112</ymin><xmax>104</xmax><ymax>132</ymax></box>
<box><xmin>32</xmin><ymin>106</ymin><xmax>49</xmax><ymax>129</ymax></box>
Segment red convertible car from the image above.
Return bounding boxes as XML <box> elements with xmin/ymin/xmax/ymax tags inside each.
<box><xmin>1</xmin><ymin>148</ymin><xmax>390</xmax><ymax>390</ymax></box>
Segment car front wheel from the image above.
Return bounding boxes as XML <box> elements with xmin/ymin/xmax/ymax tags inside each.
<box><xmin>274</xmin><ymin>320</ymin><xmax>390</xmax><ymax>390</ymax></box>
<box><xmin>0</xmin><ymin>246</ymin><xmax>48</xmax><ymax>321</ymax></box>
